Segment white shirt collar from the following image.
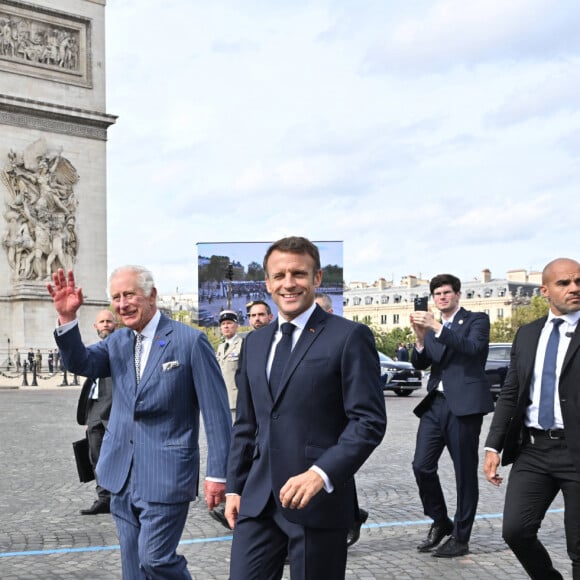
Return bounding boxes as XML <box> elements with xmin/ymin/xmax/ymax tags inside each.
<box><xmin>134</xmin><ymin>309</ymin><xmax>161</xmax><ymax>340</ymax></box>
<box><xmin>276</xmin><ymin>302</ymin><xmax>317</xmax><ymax>331</ymax></box>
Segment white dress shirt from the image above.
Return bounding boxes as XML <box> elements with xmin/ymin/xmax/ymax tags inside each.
<box><xmin>525</xmin><ymin>311</ymin><xmax>580</xmax><ymax>429</ymax></box>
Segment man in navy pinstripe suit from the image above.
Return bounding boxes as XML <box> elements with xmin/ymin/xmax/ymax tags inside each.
<box><xmin>48</xmin><ymin>266</ymin><xmax>232</xmax><ymax>579</ymax></box>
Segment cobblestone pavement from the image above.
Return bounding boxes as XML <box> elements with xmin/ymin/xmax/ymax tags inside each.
<box><xmin>0</xmin><ymin>382</ymin><xmax>571</xmax><ymax>579</ymax></box>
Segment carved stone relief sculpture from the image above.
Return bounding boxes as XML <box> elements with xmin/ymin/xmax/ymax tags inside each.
<box><xmin>0</xmin><ymin>2</ymin><xmax>89</xmax><ymax>87</ymax></box>
<box><xmin>0</xmin><ymin>11</ymin><xmax>79</xmax><ymax>71</ymax></box>
<box><xmin>1</xmin><ymin>138</ymin><xmax>79</xmax><ymax>281</ymax></box>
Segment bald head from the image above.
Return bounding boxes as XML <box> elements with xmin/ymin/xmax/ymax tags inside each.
<box><xmin>541</xmin><ymin>258</ymin><xmax>580</xmax><ymax>316</ymax></box>
<box><xmin>94</xmin><ymin>309</ymin><xmax>117</xmax><ymax>339</ymax></box>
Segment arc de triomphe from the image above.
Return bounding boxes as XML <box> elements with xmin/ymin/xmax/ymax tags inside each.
<box><xmin>0</xmin><ymin>0</ymin><xmax>116</xmax><ymax>355</ymax></box>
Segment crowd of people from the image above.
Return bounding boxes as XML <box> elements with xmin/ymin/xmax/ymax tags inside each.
<box><xmin>45</xmin><ymin>240</ymin><xmax>580</xmax><ymax>580</ymax></box>
<box><xmin>9</xmin><ymin>347</ymin><xmax>59</xmax><ymax>372</ymax></box>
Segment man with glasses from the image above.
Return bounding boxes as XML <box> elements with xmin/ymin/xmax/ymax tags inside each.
<box><xmin>410</xmin><ymin>274</ymin><xmax>493</xmax><ymax>558</ymax></box>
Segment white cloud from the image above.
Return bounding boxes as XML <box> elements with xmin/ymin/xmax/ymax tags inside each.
<box><xmin>104</xmin><ymin>1</ymin><xmax>580</xmax><ymax>293</ymax></box>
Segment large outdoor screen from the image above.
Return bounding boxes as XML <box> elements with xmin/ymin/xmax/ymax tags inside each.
<box><xmin>196</xmin><ymin>241</ymin><xmax>343</xmax><ymax>326</ymax></box>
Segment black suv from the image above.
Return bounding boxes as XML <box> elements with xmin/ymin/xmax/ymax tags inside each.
<box><xmin>378</xmin><ymin>352</ymin><xmax>423</xmax><ymax>396</ymax></box>
<box><xmin>485</xmin><ymin>343</ymin><xmax>512</xmax><ymax>400</ymax></box>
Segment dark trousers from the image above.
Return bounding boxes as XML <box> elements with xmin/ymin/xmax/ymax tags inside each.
<box><xmin>503</xmin><ymin>434</ymin><xmax>580</xmax><ymax>580</ymax></box>
<box><xmin>230</xmin><ymin>496</ymin><xmax>348</xmax><ymax>580</ymax></box>
<box><xmin>412</xmin><ymin>393</ymin><xmax>483</xmax><ymax>542</ymax></box>
<box><xmin>86</xmin><ymin>420</ymin><xmax>110</xmax><ymax>503</ymax></box>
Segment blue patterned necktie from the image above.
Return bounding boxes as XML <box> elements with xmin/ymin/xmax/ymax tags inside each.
<box><xmin>269</xmin><ymin>323</ymin><xmax>295</xmax><ymax>397</ymax></box>
<box><xmin>538</xmin><ymin>318</ymin><xmax>564</xmax><ymax>429</ymax></box>
<box><xmin>134</xmin><ymin>333</ymin><xmax>144</xmax><ymax>385</ymax></box>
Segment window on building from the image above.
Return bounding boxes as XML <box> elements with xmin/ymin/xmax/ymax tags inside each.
<box><xmin>381</xmin><ymin>295</ymin><xmax>388</xmax><ymax>304</ymax></box>
<box><xmin>394</xmin><ymin>295</ymin><xmax>401</xmax><ymax>304</ymax></box>
<box><xmin>353</xmin><ymin>297</ymin><xmax>361</xmax><ymax>306</ymax></box>
<box><xmin>497</xmin><ymin>308</ymin><xmax>504</xmax><ymax>319</ymax></box>
<box><xmin>466</xmin><ymin>290</ymin><xmax>474</xmax><ymax>299</ymax></box>
<box><xmin>381</xmin><ymin>315</ymin><xmax>388</xmax><ymax>324</ymax></box>
<box><xmin>353</xmin><ymin>315</ymin><xmax>359</xmax><ymax>322</ymax></box>
<box><xmin>365</xmin><ymin>296</ymin><xmax>373</xmax><ymax>305</ymax></box>
<box><xmin>498</xmin><ymin>288</ymin><xmax>506</xmax><ymax>297</ymax></box>
<box><xmin>393</xmin><ymin>314</ymin><xmax>399</xmax><ymax>324</ymax></box>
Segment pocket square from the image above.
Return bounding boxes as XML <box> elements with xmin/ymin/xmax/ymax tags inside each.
<box><xmin>162</xmin><ymin>360</ymin><xmax>180</xmax><ymax>371</ymax></box>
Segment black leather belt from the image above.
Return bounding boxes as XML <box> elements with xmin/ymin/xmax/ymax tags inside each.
<box><xmin>528</xmin><ymin>427</ymin><xmax>565</xmax><ymax>440</ymax></box>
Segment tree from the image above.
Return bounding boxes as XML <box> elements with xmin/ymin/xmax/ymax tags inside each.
<box><xmin>246</xmin><ymin>261</ymin><xmax>265</xmax><ymax>281</ymax></box>
<box><xmin>489</xmin><ymin>295</ymin><xmax>549</xmax><ymax>343</ymax></box>
<box><xmin>489</xmin><ymin>318</ymin><xmax>514</xmax><ymax>343</ymax></box>
<box><xmin>207</xmin><ymin>255</ymin><xmax>231</xmax><ymax>282</ymax></box>
<box><xmin>369</xmin><ymin>325</ymin><xmax>414</xmax><ymax>358</ymax></box>
<box><xmin>512</xmin><ymin>295</ymin><xmax>549</xmax><ymax>329</ymax></box>
<box><xmin>321</xmin><ymin>264</ymin><xmax>343</xmax><ymax>287</ymax></box>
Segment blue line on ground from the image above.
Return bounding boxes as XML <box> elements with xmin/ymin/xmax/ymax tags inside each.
<box><xmin>0</xmin><ymin>509</ymin><xmax>564</xmax><ymax>559</ymax></box>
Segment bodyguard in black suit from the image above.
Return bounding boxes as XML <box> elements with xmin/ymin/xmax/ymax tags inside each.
<box><xmin>484</xmin><ymin>258</ymin><xmax>580</xmax><ymax>580</ymax></box>
<box><xmin>225</xmin><ymin>237</ymin><xmax>386</xmax><ymax>580</ymax></box>
<box><xmin>76</xmin><ymin>309</ymin><xmax>116</xmax><ymax>515</ymax></box>
<box><xmin>410</xmin><ymin>274</ymin><xmax>493</xmax><ymax>558</ymax></box>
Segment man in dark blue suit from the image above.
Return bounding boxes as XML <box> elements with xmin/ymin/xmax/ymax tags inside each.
<box><xmin>225</xmin><ymin>237</ymin><xmax>386</xmax><ymax>580</ymax></box>
<box><xmin>410</xmin><ymin>273</ymin><xmax>493</xmax><ymax>558</ymax></box>
<box><xmin>47</xmin><ymin>266</ymin><xmax>232</xmax><ymax>579</ymax></box>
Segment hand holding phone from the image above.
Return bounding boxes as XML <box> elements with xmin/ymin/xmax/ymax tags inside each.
<box><xmin>414</xmin><ymin>296</ymin><xmax>428</xmax><ymax>311</ymax></box>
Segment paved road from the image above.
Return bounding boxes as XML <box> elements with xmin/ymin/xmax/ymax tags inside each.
<box><xmin>0</xmin><ymin>386</ymin><xmax>571</xmax><ymax>579</ymax></box>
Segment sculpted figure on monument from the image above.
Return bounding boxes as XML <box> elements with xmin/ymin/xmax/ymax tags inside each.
<box><xmin>0</xmin><ymin>11</ymin><xmax>80</xmax><ymax>72</ymax></box>
<box><xmin>1</xmin><ymin>139</ymin><xmax>79</xmax><ymax>281</ymax></box>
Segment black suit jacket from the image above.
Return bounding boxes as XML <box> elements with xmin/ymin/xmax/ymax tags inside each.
<box><xmin>412</xmin><ymin>307</ymin><xmax>494</xmax><ymax>418</ymax></box>
<box><xmin>226</xmin><ymin>305</ymin><xmax>387</xmax><ymax>529</ymax></box>
<box><xmin>485</xmin><ymin>317</ymin><xmax>580</xmax><ymax>472</ymax></box>
<box><xmin>77</xmin><ymin>376</ymin><xmax>113</xmax><ymax>426</ymax></box>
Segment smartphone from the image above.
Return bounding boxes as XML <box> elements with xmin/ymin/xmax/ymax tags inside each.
<box><xmin>414</xmin><ymin>296</ymin><xmax>428</xmax><ymax>311</ymax></box>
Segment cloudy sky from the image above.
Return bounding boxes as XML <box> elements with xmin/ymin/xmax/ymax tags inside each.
<box><xmin>105</xmin><ymin>0</ymin><xmax>580</xmax><ymax>295</ymax></box>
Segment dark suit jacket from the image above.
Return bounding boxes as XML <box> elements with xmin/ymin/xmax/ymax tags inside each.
<box><xmin>77</xmin><ymin>376</ymin><xmax>112</xmax><ymax>426</ymax></box>
<box><xmin>56</xmin><ymin>314</ymin><xmax>232</xmax><ymax>503</ymax></box>
<box><xmin>226</xmin><ymin>305</ymin><xmax>387</xmax><ymax>529</ymax></box>
<box><xmin>485</xmin><ymin>317</ymin><xmax>580</xmax><ymax>472</ymax></box>
<box><xmin>412</xmin><ymin>307</ymin><xmax>494</xmax><ymax>417</ymax></box>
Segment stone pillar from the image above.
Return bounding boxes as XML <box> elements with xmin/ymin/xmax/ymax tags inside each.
<box><xmin>0</xmin><ymin>0</ymin><xmax>116</xmax><ymax>349</ymax></box>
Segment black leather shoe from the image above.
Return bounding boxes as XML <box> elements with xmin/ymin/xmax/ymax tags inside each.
<box><xmin>80</xmin><ymin>500</ymin><xmax>110</xmax><ymax>515</ymax></box>
<box><xmin>432</xmin><ymin>537</ymin><xmax>469</xmax><ymax>558</ymax></box>
<box><xmin>347</xmin><ymin>508</ymin><xmax>369</xmax><ymax>547</ymax></box>
<box><xmin>209</xmin><ymin>505</ymin><xmax>232</xmax><ymax>530</ymax></box>
<box><xmin>417</xmin><ymin>519</ymin><xmax>453</xmax><ymax>552</ymax></box>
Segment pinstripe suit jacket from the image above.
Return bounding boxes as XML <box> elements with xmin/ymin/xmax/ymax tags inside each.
<box><xmin>56</xmin><ymin>314</ymin><xmax>232</xmax><ymax>503</ymax></box>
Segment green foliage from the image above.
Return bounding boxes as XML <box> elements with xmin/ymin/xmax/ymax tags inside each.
<box><xmin>201</xmin><ymin>255</ymin><xmax>231</xmax><ymax>283</ymax></box>
<box><xmin>369</xmin><ymin>325</ymin><xmax>414</xmax><ymax>358</ymax></box>
<box><xmin>512</xmin><ymin>295</ymin><xmax>549</xmax><ymax>328</ymax></box>
<box><xmin>489</xmin><ymin>295</ymin><xmax>549</xmax><ymax>343</ymax></box>
<box><xmin>489</xmin><ymin>318</ymin><xmax>514</xmax><ymax>343</ymax></box>
<box><xmin>321</xmin><ymin>264</ymin><xmax>343</xmax><ymax>287</ymax></box>
<box><xmin>246</xmin><ymin>261</ymin><xmax>265</xmax><ymax>281</ymax></box>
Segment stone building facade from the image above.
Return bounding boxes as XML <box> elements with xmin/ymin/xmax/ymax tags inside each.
<box><xmin>343</xmin><ymin>269</ymin><xmax>541</xmax><ymax>330</ymax></box>
<box><xmin>0</xmin><ymin>0</ymin><xmax>115</xmax><ymax>353</ymax></box>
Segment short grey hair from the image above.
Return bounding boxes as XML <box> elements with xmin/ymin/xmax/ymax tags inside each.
<box><xmin>109</xmin><ymin>265</ymin><xmax>155</xmax><ymax>297</ymax></box>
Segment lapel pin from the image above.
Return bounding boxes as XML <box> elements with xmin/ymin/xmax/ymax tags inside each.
<box><xmin>158</xmin><ymin>340</ymin><xmax>166</xmax><ymax>347</ymax></box>
<box><xmin>458</xmin><ymin>320</ymin><xmax>464</xmax><ymax>325</ymax></box>
<box><xmin>309</xmin><ymin>328</ymin><xmax>315</xmax><ymax>333</ymax></box>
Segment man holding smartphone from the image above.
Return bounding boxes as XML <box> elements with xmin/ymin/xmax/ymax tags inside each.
<box><xmin>409</xmin><ymin>274</ymin><xmax>493</xmax><ymax>558</ymax></box>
